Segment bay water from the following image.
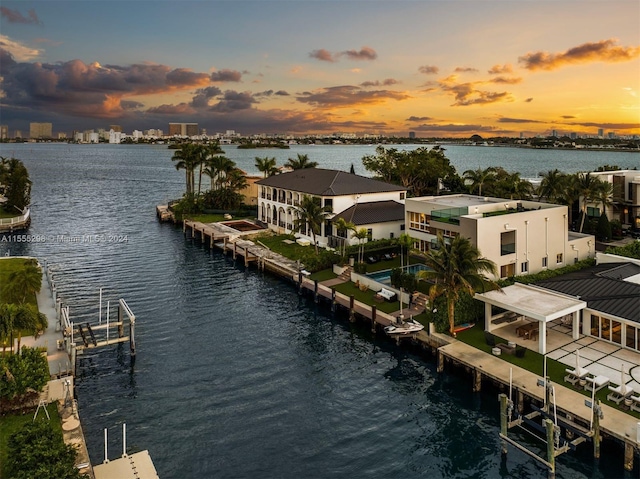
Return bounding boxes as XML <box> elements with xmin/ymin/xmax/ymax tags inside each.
<box><xmin>0</xmin><ymin>143</ymin><xmax>636</xmax><ymax>478</ymax></box>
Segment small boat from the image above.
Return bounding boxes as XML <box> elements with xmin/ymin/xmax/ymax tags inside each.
<box><xmin>453</xmin><ymin>322</ymin><xmax>475</xmax><ymax>334</ymax></box>
<box><xmin>384</xmin><ymin>319</ymin><xmax>424</xmax><ymax>336</ymax></box>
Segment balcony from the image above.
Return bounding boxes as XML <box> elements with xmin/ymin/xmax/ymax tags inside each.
<box><xmin>431</xmin><ymin>207</ymin><xmax>466</xmax><ymax>226</ymax></box>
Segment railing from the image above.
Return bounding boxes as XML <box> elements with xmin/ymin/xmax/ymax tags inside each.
<box><xmin>278</xmin><ymin>221</ymin><xmax>286</xmax><ymax>228</ymax></box>
<box><xmin>0</xmin><ymin>208</ymin><xmax>30</xmax><ymax>225</ymax></box>
<box><xmin>287</xmin><ymin>199</ymin><xmax>293</xmax><ymax>205</ymax></box>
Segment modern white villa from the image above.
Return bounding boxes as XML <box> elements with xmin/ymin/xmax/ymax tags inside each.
<box><xmin>256</xmin><ymin>169</ymin><xmax>406</xmax><ymax>249</ymax></box>
<box><xmin>585</xmin><ymin>169</ymin><xmax>640</xmax><ymax>230</ymax></box>
<box><xmin>405</xmin><ymin>194</ymin><xmax>595</xmax><ymax>279</ymax></box>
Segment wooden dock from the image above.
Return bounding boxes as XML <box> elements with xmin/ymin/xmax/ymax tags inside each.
<box><xmin>177</xmin><ymin>218</ymin><xmax>640</xmax><ymax>472</ymax></box>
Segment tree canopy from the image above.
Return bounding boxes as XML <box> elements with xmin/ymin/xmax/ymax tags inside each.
<box><xmin>362</xmin><ymin>146</ymin><xmax>459</xmax><ymax>197</ymax></box>
<box><xmin>0</xmin><ymin>157</ymin><xmax>32</xmax><ymax>213</ymax></box>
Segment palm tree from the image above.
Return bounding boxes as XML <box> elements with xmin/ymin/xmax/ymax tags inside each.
<box><xmin>352</xmin><ymin>228</ymin><xmax>369</xmax><ymax>263</ymax></box>
<box><xmin>171</xmin><ymin>143</ymin><xmax>202</xmax><ymax>196</ymax></box>
<box><xmin>255</xmin><ymin>156</ymin><xmax>278</xmax><ymax>178</ymax></box>
<box><xmin>396</xmin><ymin>233</ymin><xmax>414</xmax><ymax>267</ymax></box>
<box><xmin>204</xmin><ymin>156</ymin><xmax>235</xmax><ymax>191</ymax></box>
<box><xmin>576</xmin><ymin>173</ymin><xmax>603</xmax><ymax>232</ymax></box>
<box><xmin>285</xmin><ymin>154</ymin><xmax>318</xmax><ymax>170</ymax></box>
<box><xmin>0</xmin><ymin>303</ymin><xmax>15</xmax><ymax>355</ymax></box>
<box><xmin>13</xmin><ymin>304</ymin><xmax>46</xmax><ymax>352</ymax></box>
<box><xmin>417</xmin><ymin>234</ymin><xmax>499</xmax><ymax>337</ymax></box>
<box><xmin>555</xmin><ymin>174</ymin><xmax>580</xmax><ymax>228</ymax></box>
<box><xmin>463</xmin><ymin>167</ymin><xmax>496</xmax><ymax>196</ymax></box>
<box><xmin>333</xmin><ymin>217</ymin><xmax>356</xmax><ymax>257</ymax></box>
<box><xmin>538</xmin><ymin>169</ymin><xmax>566</xmax><ymax>202</ymax></box>
<box><xmin>292</xmin><ymin>195</ymin><xmax>332</xmax><ymax>254</ymax></box>
<box><xmin>1</xmin><ymin>259</ymin><xmax>41</xmax><ymax>305</ymax></box>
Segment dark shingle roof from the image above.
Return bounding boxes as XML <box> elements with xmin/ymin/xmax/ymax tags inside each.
<box><xmin>255</xmin><ymin>168</ymin><xmax>405</xmax><ymax>196</ymax></box>
<box><xmin>537</xmin><ymin>263</ymin><xmax>640</xmax><ymax>323</ymax></box>
<box><xmin>333</xmin><ymin>200</ymin><xmax>405</xmax><ymax>226</ymax></box>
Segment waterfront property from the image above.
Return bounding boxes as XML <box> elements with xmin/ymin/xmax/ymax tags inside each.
<box><xmin>256</xmin><ymin>168</ymin><xmax>406</xmax><ymax>249</ymax></box>
<box><xmin>405</xmin><ymin>194</ymin><xmax>595</xmax><ymax>279</ymax></box>
<box><xmin>585</xmin><ymin>169</ymin><xmax>640</xmax><ymax>230</ymax></box>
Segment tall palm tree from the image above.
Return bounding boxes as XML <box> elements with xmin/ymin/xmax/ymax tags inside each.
<box><xmin>555</xmin><ymin>173</ymin><xmax>580</xmax><ymax>227</ymax></box>
<box><xmin>171</xmin><ymin>143</ymin><xmax>202</xmax><ymax>196</ymax></box>
<box><xmin>333</xmin><ymin>217</ymin><xmax>356</xmax><ymax>257</ymax></box>
<box><xmin>285</xmin><ymin>154</ymin><xmax>318</xmax><ymax>170</ymax></box>
<box><xmin>204</xmin><ymin>156</ymin><xmax>235</xmax><ymax>191</ymax></box>
<box><xmin>575</xmin><ymin>173</ymin><xmax>603</xmax><ymax>232</ymax></box>
<box><xmin>1</xmin><ymin>259</ymin><xmax>41</xmax><ymax>305</ymax></box>
<box><xmin>0</xmin><ymin>303</ymin><xmax>15</xmax><ymax>355</ymax></box>
<box><xmin>352</xmin><ymin>228</ymin><xmax>369</xmax><ymax>263</ymax></box>
<box><xmin>396</xmin><ymin>233</ymin><xmax>414</xmax><ymax>267</ymax></box>
<box><xmin>292</xmin><ymin>195</ymin><xmax>332</xmax><ymax>254</ymax></box>
<box><xmin>463</xmin><ymin>167</ymin><xmax>496</xmax><ymax>196</ymax></box>
<box><xmin>417</xmin><ymin>234</ymin><xmax>499</xmax><ymax>337</ymax></box>
<box><xmin>13</xmin><ymin>304</ymin><xmax>46</xmax><ymax>352</ymax></box>
<box><xmin>538</xmin><ymin>169</ymin><xmax>566</xmax><ymax>202</ymax></box>
<box><xmin>255</xmin><ymin>156</ymin><xmax>278</xmax><ymax>178</ymax></box>
<box><xmin>594</xmin><ymin>180</ymin><xmax>614</xmax><ymax>218</ymax></box>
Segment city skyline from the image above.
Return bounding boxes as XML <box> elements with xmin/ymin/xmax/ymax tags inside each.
<box><xmin>1</xmin><ymin>0</ymin><xmax>639</xmax><ymax>137</ymax></box>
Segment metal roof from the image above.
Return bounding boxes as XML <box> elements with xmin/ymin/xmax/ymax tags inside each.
<box><xmin>256</xmin><ymin>168</ymin><xmax>406</xmax><ymax>196</ymax></box>
<box><xmin>333</xmin><ymin>200</ymin><xmax>405</xmax><ymax>225</ymax></box>
<box><xmin>536</xmin><ymin>263</ymin><xmax>640</xmax><ymax>323</ymax></box>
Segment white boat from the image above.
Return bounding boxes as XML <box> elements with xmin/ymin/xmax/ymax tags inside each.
<box><xmin>384</xmin><ymin>319</ymin><xmax>424</xmax><ymax>335</ymax></box>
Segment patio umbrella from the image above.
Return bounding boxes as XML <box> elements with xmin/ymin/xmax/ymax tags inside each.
<box><xmin>621</xmin><ymin>364</ymin><xmax>627</xmax><ymax>396</ymax></box>
<box><xmin>576</xmin><ymin>349</ymin><xmax>581</xmax><ymax>372</ymax></box>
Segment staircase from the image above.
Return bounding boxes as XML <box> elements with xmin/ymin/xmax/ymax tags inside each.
<box><xmin>338</xmin><ymin>266</ymin><xmax>353</xmax><ymax>282</ymax></box>
<box><xmin>411</xmin><ymin>292</ymin><xmax>430</xmax><ymax>311</ymax></box>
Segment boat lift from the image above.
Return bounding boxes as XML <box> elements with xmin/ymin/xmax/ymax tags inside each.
<box><xmin>498</xmin><ymin>365</ymin><xmax>603</xmax><ymax>479</ymax></box>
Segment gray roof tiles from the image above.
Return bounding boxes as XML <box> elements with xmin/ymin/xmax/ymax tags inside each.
<box><xmin>333</xmin><ymin>200</ymin><xmax>405</xmax><ymax>225</ymax></box>
<box><xmin>256</xmin><ymin>168</ymin><xmax>406</xmax><ymax>196</ymax></box>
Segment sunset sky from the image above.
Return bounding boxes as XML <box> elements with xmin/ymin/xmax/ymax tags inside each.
<box><xmin>1</xmin><ymin>0</ymin><xmax>639</xmax><ymax>137</ymax></box>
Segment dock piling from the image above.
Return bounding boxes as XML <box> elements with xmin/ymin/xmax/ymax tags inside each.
<box><xmin>545</xmin><ymin>419</ymin><xmax>556</xmax><ymax>479</ymax></box>
<box><xmin>499</xmin><ymin>393</ymin><xmax>508</xmax><ymax>458</ymax></box>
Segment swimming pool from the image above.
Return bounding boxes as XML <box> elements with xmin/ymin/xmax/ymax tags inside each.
<box><xmin>366</xmin><ymin>264</ymin><xmax>430</xmax><ymax>285</ymax></box>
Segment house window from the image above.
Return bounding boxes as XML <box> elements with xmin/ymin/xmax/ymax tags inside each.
<box><xmin>400</xmin><ymin>224</ymin><xmax>405</xmax><ymax>231</ymax></box>
<box><xmin>556</xmin><ymin>253</ymin><xmax>563</xmax><ymax>264</ymax></box>
<box><xmin>500</xmin><ymin>263</ymin><xmax>515</xmax><ymax>278</ymax></box>
<box><xmin>367</xmin><ymin>228</ymin><xmax>373</xmax><ymax>241</ymax></box>
<box><xmin>500</xmin><ymin>231</ymin><xmax>516</xmax><ymax>256</ymax></box>
<box><xmin>542</xmin><ymin>256</ymin><xmax>548</xmax><ymax>268</ymax></box>
<box><xmin>400</xmin><ymin>193</ymin><xmax>405</xmax><ymax>200</ymax></box>
<box><xmin>389</xmin><ymin>232</ymin><xmax>394</xmax><ymax>239</ymax></box>
<box><xmin>626</xmin><ymin>325</ymin><xmax>638</xmax><ymax>351</ymax></box>
<box><xmin>324</xmin><ymin>198</ymin><xmax>333</xmax><ymax>210</ymax></box>
<box><xmin>521</xmin><ymin>261</ymin><xmax>529</xmax><ymax>273</ymax></box>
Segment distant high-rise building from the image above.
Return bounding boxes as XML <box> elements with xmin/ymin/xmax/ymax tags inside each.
<box><xmin>607</xmin><ymin>132</ymin><xmax>616</xmax><ymax>139</ymax></box>
<box><xmin>0</xmin><ymin>125</ymin><xmax>8</xmax><ymax>140</ymax></box>
<box><xmin>598</xmin><ymin>128</ymin><xmax>604</xmax><ymax>138</ymax></box>
<box><xmin>30</xmin><ymin>122</ymin><xmax>53</xmax><ymax>139</ymax></box>
<box><xmin>570</xmin><ymin>132</ymin><xmax>577</xmax><ymax>140</ymax></box>
<box><xmin>169</xmin><ymin>123</ymin><xmax>198</xmax><ymax>137</ymax></box>
<box><xmin>409</xmin><ymin>131</ymin><xmax>416</xmax><ymax>139</ymax></box>
<box><xmin>551</xmin><ymin>129</ymin><xmax>558</xmax><ymax>138</ymax></box>
<box><xmin>14</xmin><ymin>130</ymin><xmax>23</xmax><ymax>139</ymax></box>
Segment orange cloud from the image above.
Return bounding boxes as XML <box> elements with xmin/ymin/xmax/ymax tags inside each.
<box><xmin>519</xmin><ymin>39</ymin><xmax>640</xmax><ymax>71</ymax></box>
<box><xmin>488</xmin><ymin>64</ymin><xmax>513</xmax><ymax>74</ymax></box>
<box><xmin>439</xmin><ymin>76</ymin><xmax>514</xmax><ymax>106</ymax></box>
<box><xmin>296</xmin><ymin>85</ymin><xmax>410</xmax><ymax>108</ymax></box>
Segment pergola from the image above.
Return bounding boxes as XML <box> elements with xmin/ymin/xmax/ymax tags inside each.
<box><xmin>475</xmin><ymin>283</ymin><xmax>587</xmax><ymax>354</ymax></box>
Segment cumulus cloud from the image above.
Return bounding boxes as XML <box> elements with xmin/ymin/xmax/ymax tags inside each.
<box><xmin>412</xmin><ymin>123</ymin><xmax>502</xmax><ymax>133</ymax></box>
<box><xmin>0</xmin><ymin>53</ymin><xmax>215</xmax><ymax>118</ymax></box>
<box><xmin>439</xmin><ymin>76</ymin><xmax>514</xmax><ymax>106</ymax></box>
<box><xmin>1</xmin><ymin>7</ymin><xmax>42</xmax><ymax>25</ymax></box>
<box><xmin>488</xmin><ymin>64</ymin><xmax>513</xmax><ymax>74</ymax></box>
<box><xmin>146</xmin><ymin>103</ymin><xmax>195</xmax><ymax>115</ymax></box>
<box><xmin>210</xmin><ymin>69</ymin><xmax>242</xmax><ymax>82</ymax></box>
<box><xmin>309</xmin><ymin>46</ymin><xmax>378</xmax><ymax>63</ymax></box>
<box><xmin>489</xmin><ymin>76</ymin><xmax>523</xmax><ymax>84</ymax></box>
<box><xmin>275</xmin><ymin>90</ymin><xmax>290</xmax><ymax>96</ymax></box>
<box><xmin>341</xmin><ymin>46</ymin><xmax>377</xmax><ymax>61</ymax></box>
<box><xmin>454</xmin><ymin>67</ymin><xmax>478</xmax><ymax>73</ymax></box>
<box><xmin>296</xmin><ymin>85</ymin><xmax>410</xmax><ymax>108</ymax></box>
<box><xmin>209</xmin><ymin>90</ymin><xmax>257</xmax><ymax>112</ymax></box>
<box><xmin>406</xmin><ymin>116</ymin><xmax>432</xmax><ymax>122</ymax></box>
<box><xmin>418</xmin><ymin>65</ymin><xmax>439</xmax><ymax>75</ymax></box>
<box><xmin>360</xmin><ymin>78</ymin><xmax>399</xmax><ymax>87</ymax></box>
<box><xmin>0</xmin><ymin>35</ymin><xmax>42</xmax><ymax>61</ymax></box>
<box><xmin>519</xmin><ymin>39</ymin><xmax>640</xmax><ymax>71</ymax></box>
<box><xmin>190</xmin><ymin>86</ymin><xmax>222</xmax><ymax>108</ymax></box>
<box><xmin>309</xmin><ymin>49</ymin><xmax>336</xmax><ymax>62</ymax></box>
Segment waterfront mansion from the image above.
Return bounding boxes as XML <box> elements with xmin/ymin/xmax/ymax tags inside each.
<box><xmin>405</xmin><ymin>194</ymin><xmax>595</xmax><ymax>279</ymax></box>
<box><xmin>256</xmin><ymin>168</ymin><xmax>406</xmax><ymax>249</ymax></box>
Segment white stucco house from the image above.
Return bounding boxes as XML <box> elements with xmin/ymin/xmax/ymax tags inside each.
<box><xmin>405</xmin><ymin>194</ymin><xmax>595</xmax><ymax>279</ymax></box>
<box><xmin>256</xmin><ymin>168</ymin><xmax>406</xmax><ymax>249</ymax></box>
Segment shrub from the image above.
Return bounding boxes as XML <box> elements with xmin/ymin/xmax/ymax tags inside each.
<box><xmin>606</xmin><ymin>241</ymin><xmax>640</xmax><ymax>260</ymax></box>
<box><xmin>6</xmin><ymin>419</ymin><xmax>86</xmax><ymax>479</ymax></box>
<box><xmin>0</xmin><ymin>347</ymin><xmax>49</xmax><ymax>405</ymax></box>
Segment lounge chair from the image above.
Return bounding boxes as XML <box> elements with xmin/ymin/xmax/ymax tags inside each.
<box><xmin>564</xmin><ymin>367</ymin><xmax>589</xmax><ymax>386</ymax></box>
<box><xmin>584</xmin><ymin>375</ymin><xmax>610</xmax><ymax>393</ymax></box>
<box><xmin>606</xmin><ymin>384</ymin><xmax>635</xmax><ymax>405</ymax></box>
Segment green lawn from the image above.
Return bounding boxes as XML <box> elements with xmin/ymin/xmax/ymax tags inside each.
<box><xmin>0</xmin><ymin>210</ymin><xmax>19</xmax><ymax>219</ymax></box>
<box><xmin>254</xmin><ymin>234</ymin><xmax>317</xmax><ymax>261</ymax></box>
<box><xmin>0</xmin><ymin>403</ymin><xmax>62</xmax><ymax>477</ymax></box>
<box><xmin>309</xmin><ymin>269</ymin><xmax>338</xmax><ymax>282</ymax></box>
<box><xmin>456</xmin><ymin>323</ymin><xmax>640</xmax><ymax>418</ymax></box>
<box><xmin>332</xmin><ymin>281</ymin><xmax>404</xmax><ymax>314</ymax></box>
<box><xmin>0</xmin><ymin>258</ymin><xmax>40</xmax><ymax>307</ymax></box>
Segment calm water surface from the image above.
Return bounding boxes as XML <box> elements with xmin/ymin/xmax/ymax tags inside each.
<box><xmin>0</xmin><ymin>144</ymin><xmax>635</xmax><ymax>479</ymax></box>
